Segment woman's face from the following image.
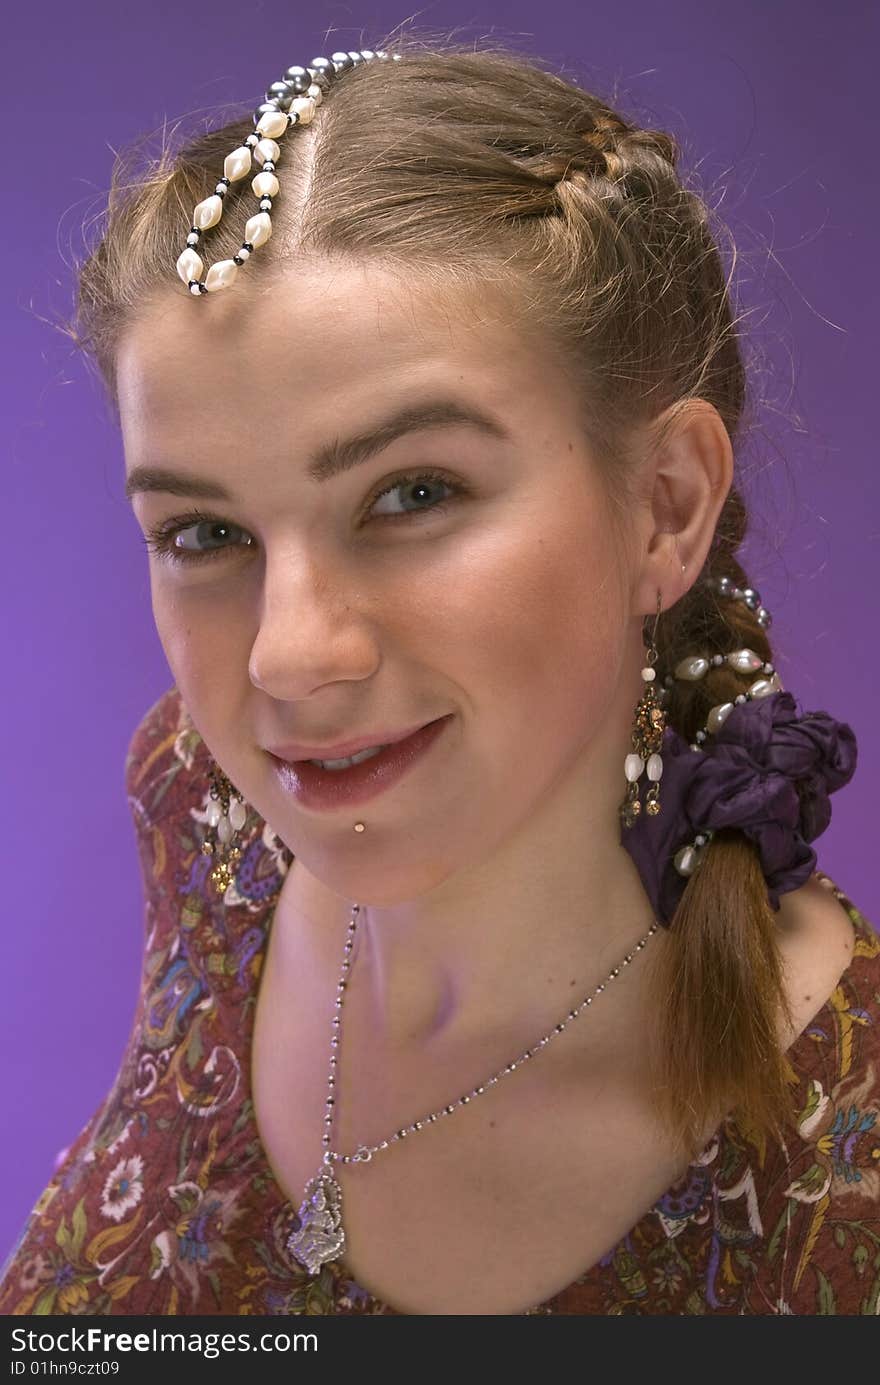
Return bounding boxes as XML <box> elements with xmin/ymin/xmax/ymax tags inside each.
<box><xmin>118</xmin><ymin>260</ymin><xmax>642</xmax><ymax>902</ymax></box>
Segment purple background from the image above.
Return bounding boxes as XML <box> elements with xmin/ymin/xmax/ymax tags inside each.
<box><xmin>2</xmin><ymin>1</ymin><xmax>876</xmax><ymax>1258</ymax></box>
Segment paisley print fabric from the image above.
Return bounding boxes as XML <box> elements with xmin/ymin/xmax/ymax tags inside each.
<box><xmin>1</xmin><ymin>687</ymin><xmax>877</xmax><ymax>1315</ymax></box>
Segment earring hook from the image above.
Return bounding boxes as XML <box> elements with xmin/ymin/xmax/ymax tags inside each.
<box><xmin>644</xmin><ymin>590</ymin><xmax>663</xmax><ymax>666</ymax></box>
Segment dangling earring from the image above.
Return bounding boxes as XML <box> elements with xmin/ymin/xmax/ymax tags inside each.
<box><xmin>620</xmin><ymin>590</ymin><xmax>667</xmax><ymax>829</ymax></box>
<box><xmin>203</xmin><ymin>760</ymin><xmax>248</xmax><ymax>893</ymax></box>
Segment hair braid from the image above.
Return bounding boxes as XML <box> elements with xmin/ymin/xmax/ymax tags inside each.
<box><xmin>648</xmin><ymin>537</ymin><xmax>798</xmax><ymax>1159</ymax></box>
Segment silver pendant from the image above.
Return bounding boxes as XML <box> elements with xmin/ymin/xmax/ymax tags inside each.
<box><xmin>286</xmin><ymin>1161</ymin><xmax>346</xmax><ymax>1275</ymax></box>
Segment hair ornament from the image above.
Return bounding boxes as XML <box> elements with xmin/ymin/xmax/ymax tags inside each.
<box><xmin>175</xmin><ymin>50</ymin><xmax>396</xmax><ymax>296</ymax></box>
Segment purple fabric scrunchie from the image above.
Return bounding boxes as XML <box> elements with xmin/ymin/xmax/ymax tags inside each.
<box><xmin>619</xmin><ymin>690</ymin><xmax>858</xmax><ymax>927</ymax></box>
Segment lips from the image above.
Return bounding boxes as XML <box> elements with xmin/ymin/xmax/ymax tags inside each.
<box><xmin>267</xmin><ymin>719</ymin><xmax>437</xmax><ymax>763</ymax></box>
<box><xmin>270</xmin><ymin>714</ymin><xmax>453</xmax><ymax>811</ymax></box>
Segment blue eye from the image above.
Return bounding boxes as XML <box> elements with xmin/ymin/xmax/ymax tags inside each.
<box><xmin>141</xmin><ymin>470</ymin><xmax>465</xmax><ymax>567</ymax></box>
<box><xmin>368</xmin><ymin>471</ymin><xmax>459</xmax><ymax>521</ymax></box>
<box><xmin>142</xmin><ymin>514</ymin><xmax>253</xmax><ymax>565</ymax></box>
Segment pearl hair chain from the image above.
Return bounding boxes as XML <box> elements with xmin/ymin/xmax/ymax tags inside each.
<box><xmin>175</xmin><ymin>50</ymin><xmax>393</xmax><ymax>296</ymax></box>
<box><xmin>638</xmin><ymin>574</ymin><xmax>780</xmax><ymax>879</ymax></box>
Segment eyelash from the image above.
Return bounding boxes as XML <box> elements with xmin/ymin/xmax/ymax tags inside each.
<box><xmin>141</xmin><ymin>469</ymin><xmax>466</xmax><ymax>567</ymax></box>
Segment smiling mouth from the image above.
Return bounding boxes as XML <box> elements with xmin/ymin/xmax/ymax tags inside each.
<box><xmin>270</xmin><ymin>715</ymin><xmax>454</xmax><ymax>810</ymax></box>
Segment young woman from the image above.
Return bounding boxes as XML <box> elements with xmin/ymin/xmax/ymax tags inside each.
<box><xmin>0</xmin><ymin>40</ymin><xmax>875</xmax><ymax>1316</ymax></box>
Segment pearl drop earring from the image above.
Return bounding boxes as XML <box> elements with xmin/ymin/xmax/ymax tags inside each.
<box><xmin>620</xmin><ymin>589</ymin><xmax>667</xmax><ymax>828</ymax></box>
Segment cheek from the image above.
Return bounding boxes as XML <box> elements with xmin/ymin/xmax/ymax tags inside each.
<box><xmin>418</xmin><ymin>499</ymin><xmax>625</xmax><ymax>727</ymax></box>
<box><xmin>150</xmin><ymin>579</ymin><xmax>241</xmax><ymax>725</ymax></box>
<box><xmin>397</xmin><ymin>500</ymin><xmax>628</xmax><ymax>864</ymax></box>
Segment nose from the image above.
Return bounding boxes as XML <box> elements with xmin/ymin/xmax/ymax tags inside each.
<box><xmin>248</xmin><ymin>552</ymin><xmax>379</xmax><ymax>699</ymax></box>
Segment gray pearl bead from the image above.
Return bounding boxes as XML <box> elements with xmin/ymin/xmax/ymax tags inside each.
<box><xmin>331</xmin><ymin>51</ymin><xmax>355</xmax><ymax>70</ymax></box>
<box><xmin>283</xmin><ymin>65</ymin><xmax>312</xmax><ymax>93</ymax></box>
<box><xmin>266</xmin><ymin>81</ymin><xmax>294</xmax><ymax>111</ymax></box>
<box><xmin>253</xmin><ymin>100</ymin><xmax>281</xmax><ymax>126</ymax></box>
<box><xmin>674</xmin><ymin>844</ymin><xmax>698</xmax><ymax>876</ymax></box>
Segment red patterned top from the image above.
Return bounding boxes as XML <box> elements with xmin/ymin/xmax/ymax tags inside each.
<box><xmin>1</xmin><ymin>687</ymin><xmax>878</xmax><ymax>1316</ymax></box>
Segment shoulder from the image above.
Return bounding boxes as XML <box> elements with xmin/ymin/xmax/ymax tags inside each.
<box><xmin>122</xmin><ymin>685</ymin><xmax>220</xmax><ymax>953</ymax></box>
<box><xmin>803</xmin><ymin>869</ymin><xmax>879</xmax><ymax>1032</ymax></box>
<box><xmin>703</xmin><ymin>872</ymin><xmax>878</xmax><ymax>1313</ymax></box>
<box><xmin>124</xmin><ymin>686</ymin><xmax>291</xmax><ymax>912</ymax></box>
<box><xmin>774</xmin><ymin>870</ymin><xmax>864</xmax><ymax>1053</ymax></box>
<box><xmin>782</xmin><ymin>869</ymin><xmax>880</xmax><ymax>1106</ymax></box>
<box><xmin>125</xmin><ymin>685</ymin><xmax>211</xmax><ymax>831</ymax></box>
<box><xmin>751</xmin><ymin>871</ymin><xmax>880</xmax><ymax>1312</ymax></box>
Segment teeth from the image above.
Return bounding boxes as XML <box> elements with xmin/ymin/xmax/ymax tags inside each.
<box><xmin>309</xmin><ymin>744</ymin><xmax>387</xmax><ymax>771</ymax></box>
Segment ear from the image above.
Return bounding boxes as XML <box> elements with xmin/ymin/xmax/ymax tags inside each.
<box><xmin>628</xmin><ymin>399</ymin><xmax>734</xmax><ymax>618</ymax></box>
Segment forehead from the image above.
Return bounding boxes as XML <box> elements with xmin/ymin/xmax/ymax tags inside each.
<box><xmin>116</xmin><ymin>259</ymin><xmax>582</xmax><ymax>447</ymax></box>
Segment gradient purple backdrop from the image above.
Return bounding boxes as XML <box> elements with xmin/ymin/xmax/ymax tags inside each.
<box><xmin>2</xmin><ymin>1</ymin><xmax>876</xmax><ymax>1258</ymax></box>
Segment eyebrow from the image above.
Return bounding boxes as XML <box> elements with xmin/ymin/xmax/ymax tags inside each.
<box><xmin>124</xmin><ymin>398</ymin><xmax>510</xmax><ymax>502</ymax></box>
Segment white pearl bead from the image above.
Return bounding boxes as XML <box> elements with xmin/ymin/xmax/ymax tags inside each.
<box><xmin>206</xmin><ymin>799</ymin><xmax>222</xmax><ymax>827</ymax></box>
<box><xmin>217</xmin><ymin>815</ymin><xmax>232</xmax><ymax>845</ymax></box>
<box><xmin>727</xmin><ymin>648</ymin><xmax>763</xmax><ymax>673</ymax></box>
<box><xmin>244</xmin><ymin>212</ymin><xmax>272</xmax><ymax>247</ymax></box>
<box><xmin>307</xmin><ymin>83</ymin><xmax>324</xmax><ymax>104</ymax></box>
<box><xmin>241</xmin><ymin>213</ymin><xmax>271</xmax><ymax>252</ymax></box>
<box><xmin>624</xmin><ymin>753</ymin><xmax>645</xmax><ymax>783</ymax></box>
<box><xmin>641</xmin><ymin>667</ymin><xmax>656</xmax><ymax>681</ymax></box>
<box><xmin>707</xmin><ymin>701</ymin><xmax>735</xmax><ymax>732</ymax></box>
<box><xmin>255</xmin><ymin>137</ymin><xmax>281</xmax><ymax>165</ymax></box>
<box><xmin>176</xmin><ymin>248</ymin><xmax>203</xmax><ymax>284</ymax></box>
<box><xmin>223</xmin><ymin>146</ymin><xmax>252</xmax><ymax>181</ymax></box>
<box><xmin>674</xmin><ymin>655</ymin><xmax>709</xmax><ymax>681</ymax></box>
<box><xmin>674</xmin><ymin>845</ymin><xmax>697</xmax><ymax>876</ymax></box>
<box><xmin>748</xmin><ymin>678</ymin><xmax>773</xmax><ymax>698</ymax></box>
<box><xmin>252</xmin><ymin>171</ymin><xmax>280</xmax><ymax>199</ymax></box>
<box><xmin>646</xmin><ymin>753</ymin><xmax>663</xmax><ymax>782</ymax></box>
<box><xmin>229</xmin><ymin>797</ymin><xmax>247</xmax><ymax>831</ymax></box>
<box><xmin>256</xmin><ymin>110</ymin><xmax>289</xmax><ymax>139</ymax></box>
<box><xmin>193</xmin><ymin>195</ymin><xmax>223</xmax><ymax>230</ymax></box>
<box><xmin>291</xmin><ymin>95</ymin><xmax>316</xmax><ymax>124</ymax></box>
<box><xmin>204</xmin><ymin>259</ymin><xmax>239</xmax><ymax>292</ymax></box>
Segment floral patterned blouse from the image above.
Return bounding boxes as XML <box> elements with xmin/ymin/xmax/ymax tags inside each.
<box><xmin>1</xmin><ymin>686</ymin><xmax>878</xmax><ymax>1316</ymax></box>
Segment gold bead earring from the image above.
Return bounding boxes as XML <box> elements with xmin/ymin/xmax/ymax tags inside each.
<box><xmin>203</xmin><ymin>761</ymin><xmax>247</xmax><ymax>893</ymax></box>
<box><xmin>620</xmin><ymin>589</ymin><xmax>667</xmax><ymax>828</ymax></box>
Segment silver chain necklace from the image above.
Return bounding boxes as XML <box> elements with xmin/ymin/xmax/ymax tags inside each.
<box><xmin>286</xmin><ymin>900</ymin><xmax>660</xmax><ymax>1275</ymax></box>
